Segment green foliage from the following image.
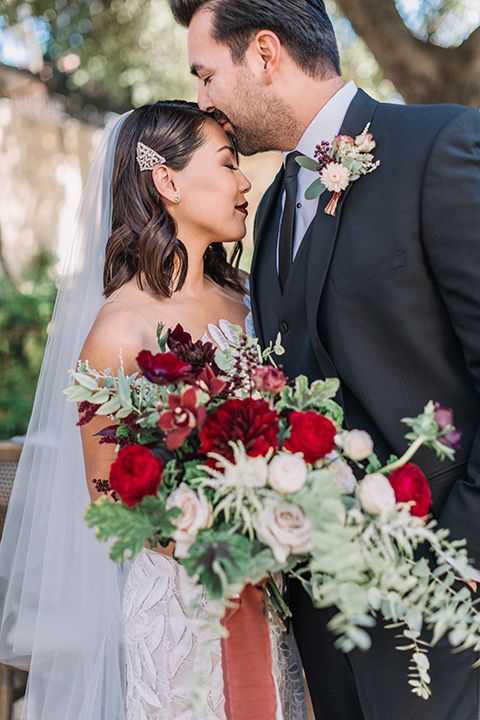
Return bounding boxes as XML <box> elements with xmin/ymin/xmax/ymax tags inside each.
<box><xmin>182</xmin><ymin>528</ymin><xmax>255</xmax><ymax>598</ymax></box>
<box><xmin>276</xmin><ymin>375</ymin><xmax>344</xmax><ymax>426</ymax></box>
<box><xmin>0</xmin><ymin>249</ymin><xmax>58</xmax><ymax>439</ymax></box>
<box><xmin>1</xmin><ymin>0</ymin><xmax>195</xmax><ymax>113</ymax></box>
<box><xmin>85</xmin><ymin>494</ymin><xmax>180</xmax><ymax>562</ymax></box>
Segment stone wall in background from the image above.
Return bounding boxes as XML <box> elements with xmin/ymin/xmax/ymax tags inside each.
<box><xmin>0</xmin><ymin>85</ymin><xmax>281</xmax><ymax>281</ymax></box>
<box><xmin>0</xmin><ymin>93</ymin><xmax>101</xmax><ymax>282</ymax></box>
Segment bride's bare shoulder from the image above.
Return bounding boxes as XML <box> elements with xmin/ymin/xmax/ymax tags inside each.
<box><xmin>79</xmin><ymin>283</ymin><xmax>162</xmax><ymax>375</ymax></box>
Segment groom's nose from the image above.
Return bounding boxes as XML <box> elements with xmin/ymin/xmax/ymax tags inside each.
<box><xmin>197</xmin><ymin>81</ymin><xmax>214</xmax><ymax>114</ymax></box>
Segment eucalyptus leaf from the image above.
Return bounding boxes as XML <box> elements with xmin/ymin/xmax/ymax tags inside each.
<box><xmin>64</xmin><ymin>385</ymin><xmax>94</xmax><ymax>402</ymax></box>
<box><xmin>295</xmin><ymin>155</ymin><xmax>319</xmax><ymax>171</ymax></box>
<box><xmin>71</xmin><ymin>372</ymin><xmax>99</xmax><ymax>391</ymax></box>
<box><xmin>90</xmin><ymin>388</ymin><xmax>111</xmax><ymax>404</ymax></box>
<box><xmin>305</xmin><ymin>179</ymin><xmax>326</xmax><ymax>200</ymax></box>
<box><xmin>95</xmin><ymin>396</ymin><xmax>122</xmax><ymax>415</ymax></box>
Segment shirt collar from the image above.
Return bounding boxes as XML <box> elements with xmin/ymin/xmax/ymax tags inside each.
<box><xmin>283</xmin><ymin>81</ymin><xmax>357</xmax><ymax>165</ymax></box>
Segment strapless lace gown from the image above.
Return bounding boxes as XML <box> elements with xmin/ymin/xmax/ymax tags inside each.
<box><xmin>123</xmin><ymin>551</ymin><xmax>307</xmax><ymax>720</ymax></box>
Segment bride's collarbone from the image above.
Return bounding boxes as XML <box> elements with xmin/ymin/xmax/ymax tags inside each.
<box><xmin>102</xmin><ymin>282</ymin><xmax>247</xmax><ymax>345</ymax></box>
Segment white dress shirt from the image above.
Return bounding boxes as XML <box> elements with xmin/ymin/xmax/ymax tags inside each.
<box><xmin>279</xmin><ymin>80</ymin><xmax>358</xmax><ymax>259</ymax></box>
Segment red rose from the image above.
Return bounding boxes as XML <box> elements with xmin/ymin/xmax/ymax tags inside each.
<box><xmin>388</xmin><ymin>463</ymin><xmax>432</xmax><ymax>518</ymax></box>
<box><xmin>136</xmin><ymin>350</ymin><xmax>193</xmax><ymax>385</ymax></box>
<box><xmin>284</xmin><ymin>411</ymin><xmax>336</xmax><ymax>463</ymax></box>
<box><xmin>199</xmin><ymin>398</ymin><xmax>279</xmax><ymax>463</ymax></box>
<box><xmin>109</xmin><ymin>445</ymin><xmax>164</xmax><ymax>507</ymax></box>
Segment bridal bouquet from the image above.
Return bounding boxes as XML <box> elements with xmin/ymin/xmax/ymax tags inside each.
<box><xmin>65</xmin><ymin>323</ymin><xmax>480</xmax><ymax>700</ymax></box>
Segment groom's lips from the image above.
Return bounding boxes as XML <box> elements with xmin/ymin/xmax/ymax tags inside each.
<box><xmin>235</xmin><ymin>202</ymin><xmax>248</xmax><ymax>216</ymax></box>
<box><xmin>213</xmin><ymin>112</ymin><xmax>233</xmax><ymax>133</ymax></box>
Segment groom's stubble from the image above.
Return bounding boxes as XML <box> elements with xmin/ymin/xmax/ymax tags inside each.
<box><xmin>217</xmin><ymin>62</ymin><xmax>300</xmax><ymax>156</ymax></box>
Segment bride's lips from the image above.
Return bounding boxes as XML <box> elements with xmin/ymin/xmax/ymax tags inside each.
<box><xmin>235</xmin><ymin>202</ymin><xmax>248</xmax><ymax>216</ymax></box>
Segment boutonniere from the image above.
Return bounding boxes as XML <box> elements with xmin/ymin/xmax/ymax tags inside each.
<box><xmin>296</xmin><ymin>123</ymin><xmax>380</xmax><ymax>216</ymax></box>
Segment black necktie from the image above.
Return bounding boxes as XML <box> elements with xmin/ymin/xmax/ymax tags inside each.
<box><xmin>278</xmin><ymin>152</ymin><xmax>301</xmax><ymax>291</ymax></box>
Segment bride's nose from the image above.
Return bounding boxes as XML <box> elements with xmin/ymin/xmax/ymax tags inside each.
<box><xmin>238</xmin><ymin>170</ymin><xmax>251</xmax><ymax>194</ymax></box>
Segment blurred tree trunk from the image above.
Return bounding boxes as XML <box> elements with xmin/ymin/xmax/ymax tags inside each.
<box><xmin>335</xmin><ymin>0</ymin><xmax>480</xmax><ymax>107</ymax></box>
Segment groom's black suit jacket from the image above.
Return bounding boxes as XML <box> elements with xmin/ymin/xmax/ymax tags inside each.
<box><xmin>251</xmin><ymin>89</ymin><xmax>480</xmax><ymax>563</ymax></box>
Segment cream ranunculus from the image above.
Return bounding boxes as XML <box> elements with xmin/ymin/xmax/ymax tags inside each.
<box><xmin>341</xmin><ymin>430</ymin><xmax>374</xmax><ymax>462</ymax></box>
<box><xmin>165</xmin><ymin>482</ymin><xmax>213</xmax><ymax>558</ymax></box>
<box><xmin>358</xmin><ymin>473</ymin><xmax>396</xmax><ymax>515</ymax></box>
<box><xmin>268</xmin><ymin>453</ymin><xmax>308</xmax><ymax>494</ymax></box>
<box><xmin>324</xmin><ymin>451</ymin><xmax>357</xmax><ymax>494</ymax></box>
<box><xmin>253</xmin><ymin>500</ymin><xmax>313</xmax><ymax>564</ymax></box>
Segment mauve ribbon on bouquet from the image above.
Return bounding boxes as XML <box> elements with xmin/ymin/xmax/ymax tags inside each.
<box><xmin>220</xmin><ymin>583</ymin><xmax>277</xmax><ymax>720</ymax></box>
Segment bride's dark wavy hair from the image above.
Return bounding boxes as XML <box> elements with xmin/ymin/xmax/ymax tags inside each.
<box><xmin>104</xmin><ymin>100</ymin><xmax>243</xmax><ymax>297</ymax></box>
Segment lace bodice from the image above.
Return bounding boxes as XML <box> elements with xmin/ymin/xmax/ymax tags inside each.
<box><xmin>123</xmin><ymin>552</ymin><xmax>307</xmax><ymax>720</ymax></box>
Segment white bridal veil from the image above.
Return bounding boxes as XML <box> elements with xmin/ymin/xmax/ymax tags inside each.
<box><xmin>0</xmin><ymin>112</ymin><xmax>131</xmax><ymax>719</ymax></box>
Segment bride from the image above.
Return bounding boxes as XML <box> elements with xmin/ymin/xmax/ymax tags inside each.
<box><xmin>0</xmin><ymin>100</ymin><xmax>306</xmax><ymax>719</ymax></box>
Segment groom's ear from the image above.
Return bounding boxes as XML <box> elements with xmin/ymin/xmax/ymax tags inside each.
<box><xmin>152</xmin><ymin>165</ymin><xmax>178</xmax><ymax>203</ymax></box>
<box><xmin>249</xmin><ymin>30</ymin><xmax>281</xmax><ymax>84</ymax></box>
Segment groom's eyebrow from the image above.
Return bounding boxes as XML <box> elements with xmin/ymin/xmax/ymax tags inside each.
<box><xmin>190</xmin><ymin>64</ymin><xmax>202</xmax><ymax>77</ymax></box>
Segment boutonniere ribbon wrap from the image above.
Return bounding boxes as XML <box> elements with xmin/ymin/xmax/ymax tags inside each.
<box><xmin>296</xmin><ymin>123</ymin><xmax>380</xmax><ymax>216</ymax></box>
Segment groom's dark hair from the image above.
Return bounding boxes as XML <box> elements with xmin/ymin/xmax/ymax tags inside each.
<box><xmin>169</xmin><ymin>0</ymin><xmax>340</xmax><ymax>78</ymax></box>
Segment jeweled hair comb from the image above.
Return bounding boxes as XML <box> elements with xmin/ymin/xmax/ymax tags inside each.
<box><xmin>136</xmin><ymin>141</ymin><xmax>166</xmax><ymax>171</ymax></box>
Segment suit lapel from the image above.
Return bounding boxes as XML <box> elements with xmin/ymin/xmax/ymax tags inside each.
<box><xmin>250</xmin><ymin>167</ymin><xmax>284</xmax><ymax>347</ymax></box>
<box><xmin>305</xmin><ymin>90</ymin><xmax>379</xmax><ymax>343</ymax></box>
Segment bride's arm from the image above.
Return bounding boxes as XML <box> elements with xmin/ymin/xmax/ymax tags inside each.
<box><xmin>78</xmin><ymin>304</ymin><xmax>148</xmax><ymax>502</ymax></box>
<box><xmin>77</xmin><ymin>303</ymin><xmax>176</xmax><ymax>556</ymax></box>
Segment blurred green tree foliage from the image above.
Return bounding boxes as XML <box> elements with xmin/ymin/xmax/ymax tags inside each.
<box><xmin>334</xmin><ymin>0</ymin><xmax>480</xmax><ymax>106</ymax></box>
<box><xmin>0</xmin><ymin>247</ymin><xmax>58</xmax><ymax>439</ymax></box>
<box><xmin>1</xmin><ymin>0</ymin><xmax>196</xmax><ymax>114</ymax></box>
<box><xmin>1</xmin><ymin>0</ymin><xmax>479</xmax><ymax>112</ymax></box>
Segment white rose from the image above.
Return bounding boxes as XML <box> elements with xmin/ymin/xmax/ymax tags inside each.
<box><xmin>268</xmin><ymin>453</ymin><xmax>308</xmax><ymax>494</ymax></box>
<box><xmin>341</xmin><ymin>430</ymin><xmax>374</xmax><ymax>462</ymax></box>
<box><xmin>165</xmin><ymin>483</ymin><xmax>213</xmax><ymax>558</ymax></box>
<box><xmin>324</xmin><ymin>451</ymin><xmax>357</xmax><ymax>494</ymax></box>
<box><xmin>253</xmin><ymin>500</ymin><xmax>313</xmax><ymax>564</ymax></box>
<box><xmin>358</xmin><ymin>473</ymin><xmax>396</xmax><ymax>515</ymax></box>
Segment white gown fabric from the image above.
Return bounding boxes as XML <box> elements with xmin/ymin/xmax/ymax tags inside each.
<box><xmin>123</xmin><ymin>551</ymin><xmax>308</xmax><ymax>720</ymax></box>
<box><xmin>123</xmin><ymin>550</ymin><xmax>225</xmax><ymax>720</ymax></box>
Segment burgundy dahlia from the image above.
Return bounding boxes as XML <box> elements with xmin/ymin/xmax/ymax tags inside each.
<box><xmin>167</xmin><ymin>323</ymin><xmax>218</xmax><ymax>377</ymax></box>
<box><xmin>199</xmin><ymin>398</ymin><xmax>279</xmax><ymax>463</ymax></box>
<box><xmin>136</xmin><ymin>349</ymin><xmax>193</xmax><ymax>385</ymax></box>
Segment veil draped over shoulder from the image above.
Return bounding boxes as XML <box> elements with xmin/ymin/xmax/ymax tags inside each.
<box><xmin>0</xmin><ymin>112</ymin><xmax>131</xmax><ymax>719</ymax></box>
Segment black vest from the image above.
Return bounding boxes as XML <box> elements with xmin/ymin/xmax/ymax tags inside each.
<box><xmin>252</xmin><ymin>186</ymin><xmax>392</xmax><ymax>458</ymax></box>
<box><xmin>253</xmin><ymin>199</ymin><xmax>323</xmax><ymax>384</ymax></box>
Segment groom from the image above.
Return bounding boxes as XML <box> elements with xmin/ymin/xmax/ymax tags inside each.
<box><xmin>169</xmin><ymin>0</ymin><xmax>480</xmax><ymax>717</ymax></box>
